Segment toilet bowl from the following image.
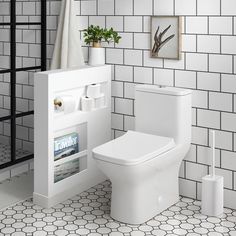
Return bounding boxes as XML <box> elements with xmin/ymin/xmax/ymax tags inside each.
<box><xmin>93</xmin><ymin>85</ymin><xmax>192</xmax><ymax>224</ymax></box>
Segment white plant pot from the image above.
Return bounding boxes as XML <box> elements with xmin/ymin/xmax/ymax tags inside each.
<box><xmin>89</xmin><ymin>47</ymin><xmax>105</xmax><ymax>66</ymax></box>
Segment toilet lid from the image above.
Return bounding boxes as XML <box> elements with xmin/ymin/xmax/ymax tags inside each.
<box><xmin>93</xmin><ymin>131</ymin><xmax>175</xmax><ymax>166</ymax></box>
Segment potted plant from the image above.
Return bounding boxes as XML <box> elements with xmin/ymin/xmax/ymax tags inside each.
<box><xmin>83</xmin><ymin>25</ymin><xmax>121</xmax><ymax>66</ymax></box>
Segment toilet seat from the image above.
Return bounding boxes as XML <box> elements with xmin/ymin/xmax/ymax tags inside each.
<box><xmin>93</xmin><ymin>131</ymin><xmax>175</xmax><ymax>166</ymax></box>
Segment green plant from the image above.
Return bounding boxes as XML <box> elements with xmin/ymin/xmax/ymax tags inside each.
<box><xmin>83</xmin><ymin>25</ymin><xmax>121</xmax><ymax>47</ymax></box>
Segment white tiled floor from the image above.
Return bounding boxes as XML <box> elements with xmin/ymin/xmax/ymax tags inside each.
<box><xmin>0</xmin><ymin>171</ymin><xmax>33</xmax><ymax>210</ymax></box>
<box><xmin>0</xmin><ymin>179</ymin><xmax>236</xmax><ymax>236</ymax></box>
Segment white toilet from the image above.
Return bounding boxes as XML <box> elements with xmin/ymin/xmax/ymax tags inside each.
<box><xmin>92</xmin><ymin>85</ymin><xmax>192</xmax><ymax>224</ymax></box>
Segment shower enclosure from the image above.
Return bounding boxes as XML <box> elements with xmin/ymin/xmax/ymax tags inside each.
<box><xmin>0</xmin><ymin>0</ymin><xmax>46</xmax><ymax>169</ymax></box>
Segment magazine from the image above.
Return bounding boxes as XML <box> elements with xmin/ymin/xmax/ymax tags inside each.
<box><xmin>54</xmin><ymin>132</ymin><xmax>79</xmax><ymax>161</ymax></box>
<box><xmin>54</xmin><ymin>158</ymin><xmax>80</xmax><ymax>183</ymax></box>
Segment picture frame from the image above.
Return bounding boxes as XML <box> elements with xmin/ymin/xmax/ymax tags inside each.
<box><xmin>151</xmin><ymin>16</ymin><xmax>182</xmax><ymax>60</ymax></box>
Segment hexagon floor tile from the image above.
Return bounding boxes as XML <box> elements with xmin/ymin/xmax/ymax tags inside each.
<box><xmin>0</xmin><ymin>143</ymin><xmax>31</xmax><ymax>165</ymax></box>
<box><xmin>0</xmin><ymin>180</ymin><xmax>236</xmax><ymax>236</ymax></box>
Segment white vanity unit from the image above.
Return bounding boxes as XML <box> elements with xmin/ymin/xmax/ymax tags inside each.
<box><xmin>33</xmin><ymin>65</ymin><xmax>111</xmax><ymax>208</ymax></box>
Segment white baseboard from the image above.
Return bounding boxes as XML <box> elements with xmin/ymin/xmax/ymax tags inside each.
<box><xmin>33</xmin><ymin>174</ymin><xmax>107</xmax><ymax>208</ymax></box>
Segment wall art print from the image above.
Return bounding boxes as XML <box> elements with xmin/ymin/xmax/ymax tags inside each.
<box><xmin>151</xmin><ymin>16</ymin><xmax>182</xmax><ymax>60</ymax></box>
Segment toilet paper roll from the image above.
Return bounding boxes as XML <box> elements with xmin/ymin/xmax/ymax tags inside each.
<box><xmin>87</xmin><ymin>84</ymin><xmax>101</xmax><ymax>98</ymax></box>
<box><xmin>54</xmin><ymin>95</ymin><xmax>76</xmax><ymax>114</ymax></box>
<box><xmin>81</xmin><ymin>96</ymin><xmax>95</xmax><ymax>112</ymax></box>
<box><xmin>94</xmin><ymin>93</ymin><xmax>105</xmax><ymax>109</ymax></box>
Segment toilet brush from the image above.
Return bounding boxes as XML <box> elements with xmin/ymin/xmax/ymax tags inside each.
<box><xmin>201</xmin><ymin>130</ymin><xmax>224</xmax><ymax>217</ymax></box>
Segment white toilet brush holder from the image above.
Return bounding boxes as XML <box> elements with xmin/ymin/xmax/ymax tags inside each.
<box><xmin>201</xmin><ymin>130</ymin><xmax>224</xmax><ymax>217</ymax></box>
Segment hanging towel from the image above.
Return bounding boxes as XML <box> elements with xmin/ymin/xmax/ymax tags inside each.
<box><xmin>51</xmin><ymin>0</ymin><xmax>85</xmax><ymax>69</ymax></box>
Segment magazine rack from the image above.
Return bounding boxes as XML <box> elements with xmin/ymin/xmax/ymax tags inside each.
<box><xmin>33</xmin><ymin>65</ymin><xmax>111</xmax><ymax>208</ymax></box>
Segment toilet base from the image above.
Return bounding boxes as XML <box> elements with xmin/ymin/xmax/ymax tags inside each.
<box><xmin>110</xmin><ymin>164</ymin><xmax>180</xmax><ymax>225</ymax></box>
<box><xmin>94</xmin><ymin>143</ymin><xmax>190</xmax><ymax>225</ymax></box>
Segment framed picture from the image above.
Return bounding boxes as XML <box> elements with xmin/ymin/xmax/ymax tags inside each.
<box><xmin>151</xmin><ymin>16</ymin><xmax>182</xmax><ymax>60</ymax></box>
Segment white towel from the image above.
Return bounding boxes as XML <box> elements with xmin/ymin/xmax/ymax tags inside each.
<box><xmin>51</xmin><ymin>0</ymin><xmax>85</xmax><ymax>69</ymax></box>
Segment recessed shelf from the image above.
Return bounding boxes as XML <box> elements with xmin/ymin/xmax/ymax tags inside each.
<box><xmin>54</xmin><ymin>106</ymin><xmax>108</xmax><ymax>118</ymax></box>
<box><xmin>53</xmin><ymin>107</ymin><xmax>109</xmax><ymax>132</ymax></box>
<box><xmin>54</xmin><ymin>153</ymin><xmax>87</xmax><ymax>183</ymax></box>
<box><xmin>54</xmin><ymin>149</ymin><xmax>87</xmax><ymax>166</ymax></box>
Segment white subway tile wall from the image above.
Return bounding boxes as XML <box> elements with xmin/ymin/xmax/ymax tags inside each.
<box><xmin>72</xmin><ymin>0</ymin><xmax>236</xmax><ymax>209</ymax></box>
<box><xmin>1</xmin><ymin>0</ymin><xmax>236</xmax><ymax>209</ymax></box>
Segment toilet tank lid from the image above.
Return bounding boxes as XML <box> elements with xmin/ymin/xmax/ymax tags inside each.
<box><xmin>135</xmin><ymin>85</ymin><xmax>192</xmax><ymax>96</ymax></box>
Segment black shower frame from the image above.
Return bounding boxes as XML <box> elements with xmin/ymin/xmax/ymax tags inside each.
<box><xmin>0</xmin><ymin>0</ymin><xmax>47</xmax><ymax>169</ymax></box>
